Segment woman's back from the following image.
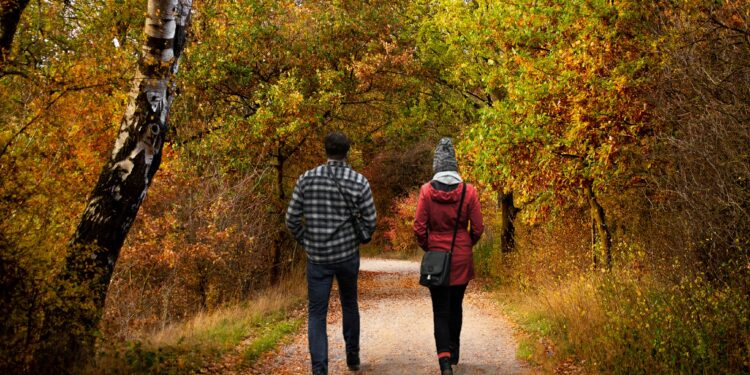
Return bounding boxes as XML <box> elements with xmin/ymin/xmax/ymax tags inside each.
<box><xmin>414</xmin><ymin>181</ymin><xmax>483</xmax><ymax>254</ymax></box>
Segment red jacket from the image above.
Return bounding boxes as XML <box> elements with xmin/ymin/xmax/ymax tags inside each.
<box><xmin>413</xmin><ymin>182</ymin><xmax>484</xmax><ymax>285</ymax></box>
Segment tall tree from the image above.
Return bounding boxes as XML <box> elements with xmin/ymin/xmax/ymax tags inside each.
<box><xmin>415</xmin><ymin>0</ymin><xmax>656</xmax><ymax>268</ymax></box>
<box><xmin>177</xmin><ymin>0</ymin><xmax>420</xmax><ymax>283</ymax></box>
<box><xmin>34</xmin><ymin>0</ymin><xmax>193</xmax><ymax>371</ymax></box>
<box><xmin>0</xmin><ymin>0</ymin><xmax>29</xmax><ymax>61</ymax></box>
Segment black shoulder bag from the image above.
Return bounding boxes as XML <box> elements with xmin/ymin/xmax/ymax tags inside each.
<box><xmin>419</xmin><ymin>183</ymin><xmax>467</xmax><ymax>287</ymax></box>
<box><xmin>326</xmin><ymin>166</ymin><xmax>372</xmax><ymax>244</ymax></box>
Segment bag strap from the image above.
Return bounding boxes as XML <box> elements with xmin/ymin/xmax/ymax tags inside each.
<box><xmin>449</xmin><ymin>183</ymin><xmax>468</xmax><ymax>254</ymax></box>
<box><xmin>326</xmin><ymin>165</ymin><xmax>358</xmax><ymax>218</ymax></box>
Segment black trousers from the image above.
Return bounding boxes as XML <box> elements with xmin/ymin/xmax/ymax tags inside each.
<box><xmin>429</xmin><ymin>284</ymin><xmax>468</xmax><ymax>355</ymax></box>
<box><xmin>307</xmin><ymin>257</ymin><xmax>360</xmax><ymax>373</ymax></box>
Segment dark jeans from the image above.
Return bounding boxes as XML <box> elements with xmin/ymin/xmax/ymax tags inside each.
<box><xmin>429</xmin><ymin>284</ymin><xmax>468</xmax><ymax>356</ymax></box>
<box><xmin>307</xmin><ymin>256</ymin><xmax>360</xmax><ymax>373</ymax></box>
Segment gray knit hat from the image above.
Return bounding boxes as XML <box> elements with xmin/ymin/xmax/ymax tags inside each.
<box><xmin>433</xmin><ymin>137</ymin><xmax>458</xmax><ymax>173</ymax></box>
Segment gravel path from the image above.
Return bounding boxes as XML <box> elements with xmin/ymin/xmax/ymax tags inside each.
<box><xmin>251</xmin><ymin>258</ymin><xmax>527</xmax><ymax>375</ymax></box>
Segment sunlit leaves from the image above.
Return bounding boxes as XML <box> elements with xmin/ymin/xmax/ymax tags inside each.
<box><xmin>412</xmin><ymin>0</ymin><xmax>658</xmax><ymax>219</ymax></box>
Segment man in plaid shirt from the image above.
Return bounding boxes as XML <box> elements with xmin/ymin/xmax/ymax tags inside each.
<box><xmin>286</xmin><ymin>131</ymin><xmax>376</xmax><ymax>375</ymax></box>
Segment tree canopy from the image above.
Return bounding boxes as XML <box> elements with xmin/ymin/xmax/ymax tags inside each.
<box><xmin>0</xmin><ymin>0</ymin><xmax>748</xmax><ymax>373</ymax></box>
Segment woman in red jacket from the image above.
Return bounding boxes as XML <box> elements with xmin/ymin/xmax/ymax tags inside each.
<box><xmin>414</xmin><ymin>138</ymin><xmax>484</xmax><ymax>375</ymax></box>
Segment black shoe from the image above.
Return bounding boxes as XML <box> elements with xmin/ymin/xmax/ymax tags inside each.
<box><xmin>346</xmin><ymin>351</ymin><xmax>360</xmax><ymax>371</ymax></box>
<box><xmin>439</xmin><ymin>357</ymin><xmax>453</xmax><ymax>375</ymax></box>
<box><xmin>312</xmin><ymin>371</ymin><xmax>327</xmax><ymax>375</ymax></box>
<box><xmin>450</xmin><ymin>345</ymin><xmax>459</xmax><ymax>365</ymax></box>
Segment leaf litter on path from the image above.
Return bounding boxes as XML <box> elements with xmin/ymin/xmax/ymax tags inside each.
<box><xmin>245</xmin><ymin>258</ymin><xmax>529</xmax><ymax>375</ymax></box>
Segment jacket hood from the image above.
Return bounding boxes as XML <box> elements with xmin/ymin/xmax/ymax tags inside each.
<box><xmin>429</xmin><ymin>182</ymin><xmax>464</xmax><ymax>203</ymax></box>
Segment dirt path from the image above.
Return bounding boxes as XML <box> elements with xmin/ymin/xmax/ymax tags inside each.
<box><xmin>251</xmin><ymin>258</ymin><xmax>528</xmax><ymax>375</ymax></box>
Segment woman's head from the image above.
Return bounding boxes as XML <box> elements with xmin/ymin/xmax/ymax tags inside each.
<box><xmin>433</xmin><ymin>137</ymin><xmax>458</xmax><ymax>174</ymax></box>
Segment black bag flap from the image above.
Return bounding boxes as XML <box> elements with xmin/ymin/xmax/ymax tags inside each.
<box><xmin>420</xmin><ymin>251</ymin><xmax>449</xmax><ymax>275</ymax></box>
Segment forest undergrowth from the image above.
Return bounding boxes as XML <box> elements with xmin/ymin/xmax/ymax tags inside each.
<box><xmin>88</xmin><ymin>266</ymin><xmax>306</xmax><ymax>374</ymax></box>
<box><xmin>479</xmin><ymin>215</ymin><xmax>749</xmax><ymax>374</ymax></box>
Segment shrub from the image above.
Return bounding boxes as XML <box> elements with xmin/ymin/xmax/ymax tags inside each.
<box><xmin>520</xmin><ymin>269</ymin><xmax>749</xmax><ymax>374</ymax></box>
<box><xmin>381</xmin><ymin>191</ymin><xmax>420</xmax><ymax>257</ymax></box>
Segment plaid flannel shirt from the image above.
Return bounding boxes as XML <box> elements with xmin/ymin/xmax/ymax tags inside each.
<box><xmin>286</xmin><ymin>160</ymin><xmax>377</xmax><ymax>264</ymax></box>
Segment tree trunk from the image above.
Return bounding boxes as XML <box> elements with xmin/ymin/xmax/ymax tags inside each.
<box><xmin>585</xmin><ymin>182</ymin><xmax>612</xmax><ymax>270</ymax></box>
<box><xmin>270</xmin><ymin>148</ymin><xmax>285</xmax><ymax>284</ymax></box>
<box><xmin>591</xmin><ymin>212</ymin><xmax>598</xmax><ymax>268</ymax></box>
<box><xmin>499</xmin><ymin>191</ymin><xmax>519</xmax><ymax>253</ymax></box>
<box><xmin>0</xmin><ymin>0</ymin><xmax>30</xmax><ymax>61</ymax></box>
<box><xmin>271</xmin><ymin>229</ymin><xmax>284</xmax><ymax>284</ymax></box>
<box><xmin>34</xmin><ymin>0</ymin><xmax>193</xmax><ymax>372</ymax></box>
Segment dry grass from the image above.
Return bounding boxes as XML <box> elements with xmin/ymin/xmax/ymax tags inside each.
<box><xmin>479</xmin><ymin>212</ymin><xmax>749</xmax><ymax>373</ymax></box>
<box><xmin>91</xmin><ymin>266</ymin><xmax>307</xmax><ymax>374</ymax></box>
<box><xmin>149</xmin><ymin>270</ymin><xmax>306</xmax><ymax>349</ymax></box>
<box><xmin>496</xmin><ymin>269</ymin><xmax>750</xmax><ymax>374</ymax></box>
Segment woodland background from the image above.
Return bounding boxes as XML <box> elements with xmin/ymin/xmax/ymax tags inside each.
<box><xmin>1</xmin><ymin>0</ymin><xmax>748</xmax><ymax>373</ymax></box>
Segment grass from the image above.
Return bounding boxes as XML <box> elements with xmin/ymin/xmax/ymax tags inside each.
<box><xmin>515</xmin><ymin>338</ymin><xmax>536</xmax><ymax>363</ymax></box>
<box><xmin>491</xmin><ymin>270</ymin><xmax>750</xmax><ymax>374</ymax></box>
<box><xmin>91</xmin><ymin>269</ymin><xmax>307</xmax><ymax>374</ymax></box>
<box><xmin>242</xmin><ymin>317</ymin><xmax>304</xmax><ymax>363</ymax></box>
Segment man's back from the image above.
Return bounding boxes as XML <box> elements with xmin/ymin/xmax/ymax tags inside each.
<box><xmin>286</xmin><ymin>160</ymin><xmax>376</xmax><ymax>264</ymax></box>
<box><xmin>288</xmin><ymin>132</ymin><xmax>372</xmax><ymax>375</ymax></box>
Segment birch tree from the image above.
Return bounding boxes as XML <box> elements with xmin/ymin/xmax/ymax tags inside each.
<box><xmin>35</xmin><ymin>0</ymin><xmax>193</xmax><ymax>371</ymax></box>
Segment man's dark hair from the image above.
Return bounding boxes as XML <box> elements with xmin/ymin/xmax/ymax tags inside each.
<box><xmin>324</xmin><ymin>131</ymin><xmax>351</xmax><ymax>159</ymax></box>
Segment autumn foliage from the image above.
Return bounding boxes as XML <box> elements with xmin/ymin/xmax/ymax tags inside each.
<box><xmin>1</xmin><ymin>0</ymin><xmax>749</xmax><ymax>373</ymax></box>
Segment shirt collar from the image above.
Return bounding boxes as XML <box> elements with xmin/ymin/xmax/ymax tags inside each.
<box><xmin>326</xmin><ymin>159</ymin><xmax>349</xmax><ymax>167</ymax></box>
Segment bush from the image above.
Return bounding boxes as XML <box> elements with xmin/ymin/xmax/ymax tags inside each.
<box><xmin>381</xmin><ymin>191</ymin><xmax>421</xmax><ymax>257</ymax></box>
<box><xmin>91</xmin><ymin>272</ymin><xmax>306</xmax><ymax>374</ymax></box>
<box><xmin>101</xmin><ymin>160</ymin><xmax>282</xmax><ymax>340</ymax></box>
<box><xmin>515</xmin><ymin>268</ymin><xmax>749</xmax><ymax>374</ymax></box>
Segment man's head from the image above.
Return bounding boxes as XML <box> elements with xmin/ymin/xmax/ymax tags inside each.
<box><xmin>325</xmin><ymin>131</ymin><xmax>351</xmax><ymax>160</ymax></box>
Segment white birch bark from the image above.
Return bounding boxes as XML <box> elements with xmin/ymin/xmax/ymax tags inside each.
<box><xmin>36</xmin><ymin>1</ymin><xmax>194</xmax><ymax>371</ymax></box>
<box><xmin>69</xmin><ymin>0</ymin><xmax>192</xmax><ymax>294</ymax></box>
